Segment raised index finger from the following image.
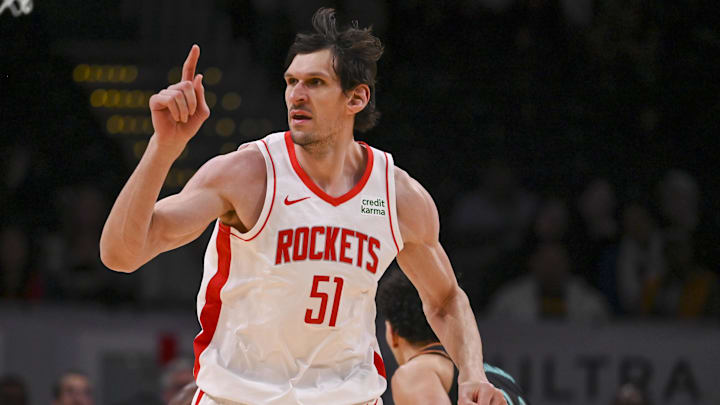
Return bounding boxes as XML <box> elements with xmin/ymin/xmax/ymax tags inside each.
<box><xmin>182</xmin><ymin>44</ymin><xmax>200</xmax><ymax>82</ymax></box>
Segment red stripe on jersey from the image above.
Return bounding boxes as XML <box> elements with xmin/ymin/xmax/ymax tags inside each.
<box><xmin>285</xmin><ymin>131</ymin><xmax>374</xmax><ymax>207</ymax></box>
<box><xmin>194</xmin><ymin>390</ymin><xmax>205</xmax><ymax>405</ymax></box>
<box><xmin>193</xmin><ymin>226</ymin><xmax>232</xmax><ymax>378</ymax></box>
<box><xmin>374</xmin><ymin>351</ymin><xmax>387</xmax><ymax>379</ymax></box>
<box><xmin>384</xmin><ymin>152</ymin><xmax>400</xmax><ymax>253</ymax></box>
<box><xmin>229</xmin><ymin>139</ymin><xmax>276</xmax><ymax>241</ymax></box>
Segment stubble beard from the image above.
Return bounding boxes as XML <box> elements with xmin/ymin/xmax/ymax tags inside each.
<box><xmin>290</xmin><ymin>126</ymin><xmax>338</xmax><ymax>156</ymax></box>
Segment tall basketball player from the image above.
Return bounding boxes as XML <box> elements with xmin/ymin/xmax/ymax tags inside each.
<box><xmin>378</xmin><ymin>269</ymin><xmax>529</xmax><ymax>405</ymax></box>
<box><xmin>100</xmin><ymin>8</ymin><xmax>506</xmax><ymax>405</ymax></box>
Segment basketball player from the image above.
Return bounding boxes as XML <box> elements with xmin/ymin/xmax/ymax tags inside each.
<box><xmin>100</xmin><ymin>8</ymin><xmax>506</xmax><ymax>405</ymax></box>
<box><xmin>378</xmin><ymin>269</ymin><xmax>529</xmax><ymax>405</ymax></box>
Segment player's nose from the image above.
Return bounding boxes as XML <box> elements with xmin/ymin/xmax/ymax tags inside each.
<box><xmin>288</xmin><ymin>83</ymin><xmax>308</xmax><ymax>104</ymax></box>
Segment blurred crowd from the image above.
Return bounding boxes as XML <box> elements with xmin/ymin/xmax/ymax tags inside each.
<box><xmin>449</xmin><ymin>162</ymin><xmax>720</xmax><ymax>321</ymax></box>
<box><xmin>2</xmin><ymin>143</ymin><xmax>718</xmax><ymax>322</ymax></box>
<box><xmin>0</xmin><ymin>359</ymin><xmax>196</xmax><ymax>405</ymax></box>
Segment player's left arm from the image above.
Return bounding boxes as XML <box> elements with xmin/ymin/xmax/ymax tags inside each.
<box><xmin>394</xmin><ymin>167</ymin><xmax>507</xmax><ymax>405</ymax></box>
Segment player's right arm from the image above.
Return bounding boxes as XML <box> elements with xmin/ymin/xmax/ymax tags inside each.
<box><xmin>100</xmin><ymin>45</ymin><xmax>232</xmax><ymax>272</ymax></box>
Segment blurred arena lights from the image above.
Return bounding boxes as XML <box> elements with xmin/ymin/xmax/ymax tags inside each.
<box><xmin>221</xmin><ymin>92</ymin><xmax>242</xmax><ymax>111</ymax></box>
<box><xmin>215</xmin><ymin>118</ymin><xmax>236</xmax><ymax>137</ymax></box>
<box><xmin>73</xmin><ymin>64</ymin><xmax>138</xmax><ymax>83</ymax></box>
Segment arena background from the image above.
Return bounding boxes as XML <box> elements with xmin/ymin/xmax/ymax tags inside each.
<box><xmin>1</xmin><ymin>1</ymin><xmax>719</xmax><ymax>404</ymax></box>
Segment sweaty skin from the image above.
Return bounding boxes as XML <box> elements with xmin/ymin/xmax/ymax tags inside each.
<box><xmin>100</xmin><ymin>45</ymin><xmax>505</xmax><ymax>405</ymax></box>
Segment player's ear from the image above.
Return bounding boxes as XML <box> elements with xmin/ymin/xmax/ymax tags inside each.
<box><xmin>385</xmin><ymin>321</ymin><xmax>400</xmax><ymax>348</ymax></box>
<box><xmin>346</xmin><ymin>84</ymin><xmax>369</xmax><ymax>115</ymax></box>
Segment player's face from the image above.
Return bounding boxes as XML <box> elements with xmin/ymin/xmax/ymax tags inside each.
<box><xmin>54</xmin><ymin>374</ymin><xmax>93</xmax><ymax>405</ymax></box>
<box><xmin>284</xmin><ymin>49</ymin><xmax>349</xmax><ymax>145</ymax></box>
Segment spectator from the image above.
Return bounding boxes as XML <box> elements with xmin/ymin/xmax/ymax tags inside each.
<box><xmin>570</xmin><ymin>178</ymin><xmax>620</xmax><ymax>289</ymax></box>
<box><xmin>0</xmin><ymin>374</ymin><xmax>28</xmax><ymax>405</ymax></box>
<box><xmin>451</xmin><ymin>159</ymin><xmax>536</xmax><ymax>253</ymax></box>
<box><xmin>658</xmin><ymin>170</ymin><xmax>699</xmax><ymax>234</ymax></box>
<box><xmin>657</xmin><ymin>169</ymin><xmax>720</xmax><ymax>282</ymax></box>
<box><xmin>533</xmin><ymin>196</ymin><xmax>570</xmax><ymax>244</ymax></box>
<box><xmin>161</xmin><ymin>358</ymin><xmax>195</xmax><ymax>404</ymax></box>
<box><xmin>53</xmin><ymin>371</ymin><xmax>93</xmax><ymax>405</ymax></box>
<box><xmin>641</xmin><ymin>233</ymin><xmax>720</xmax><ymax>319</ymax></box>
<box><xmin>449</xmin><ymin>158</ymin><xmax>537</xmax><ymax>310</ymax></box>
<box><xmin>615</xmin><ymin>203</ymin><xmax>664</xmax><ymax>315</ymax></box>
<box><xmin>487</xmin><ymin>242</ymin><xmax>610</xmax><ymax>321</ymax></box>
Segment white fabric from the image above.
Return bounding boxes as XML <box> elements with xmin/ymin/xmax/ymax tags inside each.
<box><xmin>194</xmin><ymin>132</ymin><xmax>401</xmax><ymax>404</ymax></box>
<box><xmin>193</xmin><ymin>389</ymin><xmax>383</xmax><ymax>405</ymax></box>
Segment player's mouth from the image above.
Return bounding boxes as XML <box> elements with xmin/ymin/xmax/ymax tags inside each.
<box><xmin>290</xmin><ymin>110</ymin><xmax>312</xmax><ymax>125</ymax></box>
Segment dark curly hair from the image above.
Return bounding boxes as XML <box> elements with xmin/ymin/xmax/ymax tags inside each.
<box><xmin>377</xmin><ymin>268</ymin><xmax>438</xmax><ymax>345</ymax></box>
<box><xmin>286</xmin><ymin>8</ymin><xmax>384</xmax><ymax>133</ymax></box>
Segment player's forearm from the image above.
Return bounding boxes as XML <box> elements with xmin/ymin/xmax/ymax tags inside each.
<box><xmin>100</xmin><ymin>134</ymin><xmax>178</xmax><ymax>272</ymax></box>
<box><xmin>425</xmin><ymin>287</ymin><xmax>487</xmax><ymax>383</ymax></box>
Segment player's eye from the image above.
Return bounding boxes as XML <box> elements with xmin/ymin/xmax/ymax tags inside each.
<box><xmin>286</xmin><ymin>77</ymin><xmax>298</xmax><ymax>85</ymax></box>
<box><xmin>309</xmin><ymin>78</ymin><xmax>323</xmax><ymax>86</ymax></box>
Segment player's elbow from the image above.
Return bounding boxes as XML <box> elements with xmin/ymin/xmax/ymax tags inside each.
<box><xmin>100</xmin><ymin>248</ymin><xmax>140</xmax><ymax>273</ymax></box>
<box><xmin>99</xmin><ymin>237</ymin><xmax>141</xmax><ymax>273</ymax></box>
<box><xmin>424</xmin><ymin>285</ymin><xmax>467</xmax><ymax>319</ymax></box>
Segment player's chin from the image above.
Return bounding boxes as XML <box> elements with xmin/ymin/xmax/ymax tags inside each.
<box><xmin>289</xmin><ymin>129</ymin><xmax>314</xmax><ymax>146</ymax></box>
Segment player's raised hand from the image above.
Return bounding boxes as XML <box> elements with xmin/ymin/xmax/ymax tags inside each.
<box><xmin>459</xmin><ymin>380</ymin><xmax>508</xmax><ymax>405</ymax></box>
<box><xmin>149</xmin><ymin>44</ymin><xmax>210</xmax><ymax>157</ymax></box>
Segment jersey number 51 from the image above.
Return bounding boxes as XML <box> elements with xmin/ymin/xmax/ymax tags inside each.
<box><xmin>305</xmin><ymin>275</ymin><xmax>344</xmax><ymax>327</ymax></box>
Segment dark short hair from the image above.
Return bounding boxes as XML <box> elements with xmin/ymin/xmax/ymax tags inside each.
<box><xmin>286</xmin><ymin>8</ymin><xmax>384</xmax><ymax>133</ymax></box>
<box><xmin>377</xmin><ymin>268</ymin><xmax>438</xmax><ymax>345</ymax></box>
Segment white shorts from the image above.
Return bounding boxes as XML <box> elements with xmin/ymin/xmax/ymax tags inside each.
<box><xmin>191</xmin><ymin>389</ymin><xmax>383</xmax><ymax>405</ymax></box>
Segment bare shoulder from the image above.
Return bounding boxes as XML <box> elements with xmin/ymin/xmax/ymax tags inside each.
<box><xmin>184</xmin><ymin>142</ymin><xmax>267</xmax><ymax>230</ymax></box>
<box><xmin>394</xmin><ymin>166</ymin><xmax>440</xmax><ymax>245</ymax></box>
<box><xmin>190</xmin><ymin>142</ymin><xmax>265</xmax><ymax>191</ymax></box>
<box><xmin>392</xmin><ymin>357</ymin><xmax>451</xmax><ymax>404</ymax></box>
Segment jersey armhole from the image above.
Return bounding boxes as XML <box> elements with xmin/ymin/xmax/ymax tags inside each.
<box><xmin>223</xmin><ymin>138</ymin><xmax>277</xmax><ymax>241</ymax></box>
<box><xmin>384</xmin><ymin>152</ymin><xmax>404</xmax><ymax>253</ymax></box>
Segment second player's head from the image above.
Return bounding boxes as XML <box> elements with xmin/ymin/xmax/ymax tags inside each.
<box><xmin>377</xmin><ymin>268</ymin><xmax>440</xmax><ymax>365</ymax></box>
<box><xmin>284</xmin><ymin>8</ymin><xmax>384</xmax><ymax>145</ymax></box>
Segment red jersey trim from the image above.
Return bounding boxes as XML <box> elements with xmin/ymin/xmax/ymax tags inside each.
<box><xmin>194</xmin><ymin>390</ymin><xmax>205</xmax><ymax>405</ymax></box>
<box><xmin>223</xmin><ymin>139</ymin><xmax>276</xmax><ymax>242</ymax></box>
<box><xmin>284</xmin><ymin>131</ymin><xmax>374</xmax><ymax>207</ymax></box>
<box><xmin>384</xmin><ymin>152</ymin><xmax>400</xmax><ymax>254</ymax></box>
<box><xmin>373</xmin><ymin>351</ymin><xmax>387</xmax><ymax>379</ymax></box>
<box><xmin>192</xmin><ymin>226</ymin><xmax>232</xmax><ymax>378</ymax></box>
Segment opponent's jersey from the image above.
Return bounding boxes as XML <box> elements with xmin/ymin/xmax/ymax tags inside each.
<box><xmin>193</xmin><ymin>131</ymin><xmax>403</xmax><ymax>405</ymax></box>
<box><xmin>410</xmin><ymin>344</ymin><xmax>530</xmax><ymax>405</ymax></box>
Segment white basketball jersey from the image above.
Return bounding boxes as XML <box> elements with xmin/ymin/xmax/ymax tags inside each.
<box><xmin>193</xmin><ymin>131</ymin><xmax>403</xmax><ymax>405</ymax></box>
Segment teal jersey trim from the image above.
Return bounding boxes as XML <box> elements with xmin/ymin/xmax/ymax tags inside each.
<box><xmin>484</xmin><ymin>363</ymin><xmax>518</xmax><ymax>384</ymax></box>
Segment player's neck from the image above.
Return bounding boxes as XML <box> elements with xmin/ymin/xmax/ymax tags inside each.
<box><xmin>294</xmin><ymin>130</ymin><xmax>366</xmax><ymax>195</ymax></box>
<box><xmin>398</xmin><ymin>341</ymin><xmax>437</xmax><ymax>366</ymax></box>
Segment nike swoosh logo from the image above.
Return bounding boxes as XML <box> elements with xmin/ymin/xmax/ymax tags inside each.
<box><xmin>284</xmin><ymin>196</ymin><xmax>310</xmax><ymax>205</ymax></box>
